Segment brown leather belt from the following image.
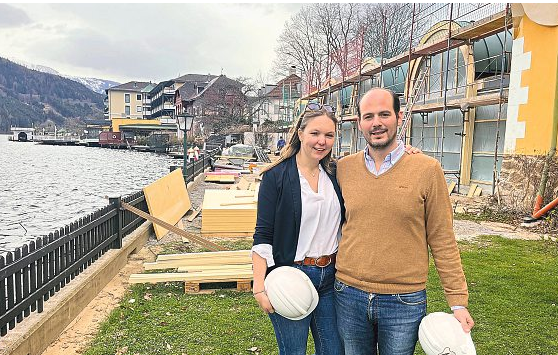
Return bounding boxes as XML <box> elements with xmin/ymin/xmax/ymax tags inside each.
<box><xmin>294</xmin><ymin>253</ymin><xmax>336</xmax><ymax>267</ymax></box>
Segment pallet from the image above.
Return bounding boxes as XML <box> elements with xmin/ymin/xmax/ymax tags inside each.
<box><xmin>184</xmin><ymin>280</ymin><xmax>252</xmax><ymax>294</ymax></box>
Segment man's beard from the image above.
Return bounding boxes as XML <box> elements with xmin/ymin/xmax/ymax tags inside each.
<box><xmin>367</xmin><ymin>130</ymin><xmax>397</xmax><ymax>150</ymax></box>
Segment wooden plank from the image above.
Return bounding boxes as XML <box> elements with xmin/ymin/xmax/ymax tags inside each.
<box><xmin>146</xmin><ymin>255</ymin><xmax>252</xmax><ymax>270</ymax></box>
<box><xmin>186</xmin><ymin>208</ymin><xmax>201</xmax><ymax>222</ymax></box>
<box><xmin>235</xmin><ymin>177</ymin><xmax>250</xmax><ymax>190</ymax></box>
<box><xmin>143</xmin><ymin>169</ymin><xmax>191</xmax><ymax>239</ymax></box>
<box><xmin>467</xmin><ymin>183</ymin><xmax>478</xmax><ymax>198</ymax></box>
<box><xmin>205</xmin><ymin>175</ymin><xmax>236</xmax><ymax>183</ymax></box>
<box><xmin>129</xmin><ymin>269</ymin><xmax>253</xmax><ymax>283</ymax></box>
<box><xmin>474</xmin><ymin>186</ymin><xmax>483</xmax><ymax>197</ymax></box>
<box><xmin>143</xmin><ymin>256</ymin><xmax>252</xmax><ymax>270</ymax></box>
<box><xmin>157</xmin><ymin>250</ymin><xmax>250</xmax><ymax>261</ymax></box>
<box><xmin>200</xmin><ymin>232</ymin><xmax>254</xmax><ymax>238</ymax></box>
<box><xmin>447</xmin><ymin>181</ymin><xmax>457</xmax><ymax>195</ymax></box>
<box><xmin>177</xmin><ymin>264</ymin><xmax>252</xmax><ymax>273</ymax></box>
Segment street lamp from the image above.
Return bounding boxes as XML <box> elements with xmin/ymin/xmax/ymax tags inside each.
<box><xmin>177</xmin><ymin>113</ymin><xmax>194</xmax><ymax>181</ymax></box>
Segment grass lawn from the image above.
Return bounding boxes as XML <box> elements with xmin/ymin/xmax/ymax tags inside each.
<box><xmin>83</xmin><ymin>236</ymin><xmax>558</xmax><ymax>355</ymax></box>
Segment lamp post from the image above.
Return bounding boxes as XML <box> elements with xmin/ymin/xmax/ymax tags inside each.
<box><xmin>177</xmin><ymin>113</ymin><xmax>194</xmax><ymax>181</ymax></box>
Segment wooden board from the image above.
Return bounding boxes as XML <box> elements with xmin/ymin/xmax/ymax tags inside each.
<box><xmin>201</xmin><ymin>189</ymin><xmax>257</xmax><ymax>235</ymax></box>
<box><xmin>143</xmin><ymin>169</ymin><xmax>191</xmax><ymax>239</ymax></box>
<box><xmin>204</xmin><ymin>175</ymin><xmax>236</xmax><ymax>183</ymax></box>
<box><xmin>474</xmin><ymin>186</ymin><xmax>483</xmax><ymax>197</ymax></box>
<box><xmin>205</xmin><ymin>171</ymin><xmax>241</xmax><ymax>177</ymax></box>
<box><xmin>235</xmin><ymin>177</ymin><xmax>250</xmax><ymax>190</ymax></box>
<box><xmin>157</xmin><ymin>250</ymin><xmax>250</xmax><ymax>261</ymax></box>
<box><xmin>447</xmin><ymin>181</ymin><xmax>457</xmax><ymax>195</ymax></box>
<box><xmin>200</xmin><ymin>232</ymin><xmax>255</xmax><ymax>238</ymax></box>
<box><xmin>129</xmin><ymin>269</ymin><xmax>253</xmax><ymax>283</ymax></box>
<box><xmin>177</xmin><ymin>264</ymin><xmax>252</xmax><ymax>273</ymax></box>
<box><xmin>467</xmin><ymin>183</ymin><xmax>478</xmax><ymax>198</ymax></box>
<box><xmin>146</xmin><ymin>254</ymin><xmax>252</xmax><ymax>270</ymax></box>
<box><xmin>186</xmin><ymin>208</ymin><xmax>201</xmax><ymax>222</ymax></box>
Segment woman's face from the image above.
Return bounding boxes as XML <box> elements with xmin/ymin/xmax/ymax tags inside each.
<box><xmin>297</xmin><ymin>114</ymin><xmax>336</xmax><ymax>161</ymax></box>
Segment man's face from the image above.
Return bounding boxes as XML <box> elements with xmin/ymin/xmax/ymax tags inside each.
<box><xmin>358</xmin><ymin>90</ymin><xmax>402</xmax><ymax>151</ymax></box>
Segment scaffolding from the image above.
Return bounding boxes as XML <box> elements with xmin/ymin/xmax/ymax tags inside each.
<box><xmin>301</xmin><ymin>3</ymin><xmax>512</xmax><ymax>193</ymax></box>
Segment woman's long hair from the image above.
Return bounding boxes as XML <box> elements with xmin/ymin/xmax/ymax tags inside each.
<box><xmin>262</xmin><ymin>108</ymin><xmax>337</xmax><ymax>175</ymax></box>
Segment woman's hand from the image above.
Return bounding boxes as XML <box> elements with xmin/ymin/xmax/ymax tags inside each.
<box><xmin>254</xmin><ymin>291</ymin><xmax>275</xmax><ymax>313</ymax></box>
<box><xmin>405</xmin><ymin>144</ymin><xmax>422</xmax><ymax>155</ymax></box>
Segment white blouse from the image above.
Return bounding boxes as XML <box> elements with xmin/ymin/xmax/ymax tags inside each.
<box><xmin>252</xmin><ymin>165</ymin><xmax>342</xmax><ymax>267</ymax></box>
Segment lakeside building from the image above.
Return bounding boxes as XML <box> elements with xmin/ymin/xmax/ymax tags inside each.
<box><xmin>255</xmin><ymin>67</ymin><xmax>302</xmax><ymax>125</ymax></box>
<box><xmin>105</xmin><ymin>81</ymin><xmax>161</xmax><ymax>132</ymax></box>
<box><xmin>174</xmin><ymin>75</ymin><xmax>246</xmax><ymax>139</ymax></box>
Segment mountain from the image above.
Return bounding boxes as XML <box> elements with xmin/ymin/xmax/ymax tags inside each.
<box><xmin>7</xmin><ymin>57</ymin><xmax>120</xmax><ymax>94</ymax></box>
<box><xmin>0</xmin><ymin>57</ymin><xmax>104</xmax><ymax>132</ymax></box>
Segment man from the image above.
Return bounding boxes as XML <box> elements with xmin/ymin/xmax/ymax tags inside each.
<box><xmin>335</xmin><ymin>88</ymin><xmax>474</xmax><ymax>355</ymax></box>
<box><xmin>277</xmin><ymin>136</ymin><xmax>286</xmax><ymax>151</ymax></box>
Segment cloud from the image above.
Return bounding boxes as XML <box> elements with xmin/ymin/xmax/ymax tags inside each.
<box><xmin>0</xmin><ymin>3</ymin><xmax>302</xmax><ymax>83</ymax></box>
<box><xmin>0</xmin><ymin>4</ymin><xmax>31</xmax><ymax>28</ymax></box>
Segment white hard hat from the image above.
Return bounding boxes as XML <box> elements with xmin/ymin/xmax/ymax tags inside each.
<box><xmin>264</xmin><ymin>266</ymin><xmax>319</xmax><ymax>320</ymax></box>
<box><xmin>419</xmin><ymin>312</ymin><xmax>476</xmax><ymax>355</ymax></box>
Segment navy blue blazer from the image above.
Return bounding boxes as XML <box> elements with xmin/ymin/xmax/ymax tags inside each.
<box><xmin>253</xmin><ymin>155</ymin><xmax>345</xmax><ymax>272</ymax></box>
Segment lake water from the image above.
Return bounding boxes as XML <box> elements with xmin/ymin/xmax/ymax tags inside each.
<box><xmin>0</xmin><ymin>135</ymin><xmax>177</xmax><ymax>253</ymax></box>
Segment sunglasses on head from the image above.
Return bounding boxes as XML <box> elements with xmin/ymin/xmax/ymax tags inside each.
<box><xmin>305</xmin><ymin>102</ymin><xmax>335</xmax><ymax>113</ymax></box>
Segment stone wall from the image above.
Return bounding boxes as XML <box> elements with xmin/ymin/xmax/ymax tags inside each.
<box><xmin>497</xmin><ymin>154</ymin><xmax>558</xmax><ymax>213</ymax></box>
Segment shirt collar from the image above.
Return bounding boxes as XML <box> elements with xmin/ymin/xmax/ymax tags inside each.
<box><xmin>364</xmin><ymin>140</ymin><xmax>405</xmax><ymax>166</ymax></box>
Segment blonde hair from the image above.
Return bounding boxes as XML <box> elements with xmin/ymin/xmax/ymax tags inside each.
<box><xmin>262</xmin><ymin>108</ymin><xmax>337</xmax><ymax>175</ymax></box>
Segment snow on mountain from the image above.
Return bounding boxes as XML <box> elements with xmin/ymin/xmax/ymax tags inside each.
<box><xmin>7</xmin><ymin>57</ymin><xmax>120</xmax><ymax>94</ymax></box>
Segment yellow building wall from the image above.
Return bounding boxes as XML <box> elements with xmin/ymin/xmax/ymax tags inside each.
<box><xmin>111</xmin><ymin>118</ymin><xmax>161</xmax><ymax>132</ymax></box>
<box><xmin>509</xmin><ymin>16</ymin><xmax>558</xmax><ymax>155</ymax></box>
<box><xmin>108</xmin><ymin>90</ymin><xmax>144</xmax><ymax>120</ymax></box>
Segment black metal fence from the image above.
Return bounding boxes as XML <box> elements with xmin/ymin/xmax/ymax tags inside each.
<box><xmin>0</xmin><ymin>149</ymin><xmax>219</xmax><ymax>337</ymax></box>
<box><xmin>0</xmin><ymin>191</ymin><xmax>147</xmax><ymax>336</ymax></box>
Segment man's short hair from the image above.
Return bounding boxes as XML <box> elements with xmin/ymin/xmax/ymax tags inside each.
<box><xmin>357</xmin><ymin>88</ymin><xmax>401</xmax><ymax>118</ymax></box>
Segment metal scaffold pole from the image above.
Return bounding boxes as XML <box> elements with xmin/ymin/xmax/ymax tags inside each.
<box><xmin>440</xmin><ymin>3</ymin><xmax>454</xmax><ymax>166</ymax></box>
<box><xmin>492</xmin><ymin>3</ymin><xmax>510</xmax><ymax>197</ymax></box>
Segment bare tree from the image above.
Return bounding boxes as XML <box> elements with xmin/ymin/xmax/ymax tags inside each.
<box><xmin>361</xmin><ymin>3</ymin><xmax>419</xmax><ymax>60</ymax></box>
<box><xmin>273</xmin><ymin>3</ymin><xmax>422</xmax><ymax>88</ymax></box>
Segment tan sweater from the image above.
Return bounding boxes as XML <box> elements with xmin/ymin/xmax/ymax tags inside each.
<box><xmin>336</xmin><ymin>151</ymin><xmax>468</xmax><ymax>307</ymax></box>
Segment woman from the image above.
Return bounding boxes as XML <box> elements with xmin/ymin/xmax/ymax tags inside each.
<box><xmin>252</xmin><ymin>103</ymin><xmax>344</xmax><ymax>355</ymax></box>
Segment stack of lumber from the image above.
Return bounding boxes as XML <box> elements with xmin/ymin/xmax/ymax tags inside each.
<box><xmin>200</xmin><ymin>189</ymin><xmax>257</xmax><ymax>237</ymax></box>
<box><xmin>129</xmin><ymin>250</ymin><xmax>253</xmax><ymax>293</ymax></box>
<box><xmin>204</xmin><ymin>174</ymin><xmax>236</xmax><ymax>183</ymax></box>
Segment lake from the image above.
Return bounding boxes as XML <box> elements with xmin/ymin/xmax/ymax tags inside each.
<box><xmin>0</xmin><ymin>135</ymin><xmax>178</xmax><ymax>253</ymax></box>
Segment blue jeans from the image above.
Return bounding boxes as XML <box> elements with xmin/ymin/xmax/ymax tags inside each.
<box><xmin>334</xmin><ymin>279</ymin><xmax>426</xmax><ymax>355</ymax></box>
<box><xmin>269</xmin><ymin>263</ymin><xmax>343</xmax><ymax>355</ymax></box>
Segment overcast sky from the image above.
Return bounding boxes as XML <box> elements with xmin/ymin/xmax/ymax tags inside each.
<box><xmin>0</xmin><ymin>3</ymin><xmax>303</xmax><ymax>84</ymax></box>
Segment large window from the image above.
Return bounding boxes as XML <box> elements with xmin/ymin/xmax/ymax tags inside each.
<box><xmin>125</xmin><ymin>94</ymin><xmax>130</xmax><ymax>103</ymax></box>
<box><xmin>470</xmin><ymin>104</ymin><xmax>507</xmax><ymax>183</ymax></box>
<box><xmin>125</xmin><ymin>106</ymin><xmax>130</xmax><ymax>116</ymax></box>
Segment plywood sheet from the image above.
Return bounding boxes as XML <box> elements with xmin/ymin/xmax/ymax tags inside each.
<box><xmin>143</xmin><ymin>169</ymin><xmax>191</xmax><ymax>239</ymax></box>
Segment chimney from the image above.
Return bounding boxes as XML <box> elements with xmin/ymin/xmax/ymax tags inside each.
<box><xmin>289</xmin><ymin>65</ymin><xmax>296</xmax><ymax>76</ymax></box>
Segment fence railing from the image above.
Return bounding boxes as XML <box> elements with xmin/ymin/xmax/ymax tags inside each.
<box><xmin>0</xmin><ymin>150</ymin><xmax>217</xmax><ymax>337</ymax></box>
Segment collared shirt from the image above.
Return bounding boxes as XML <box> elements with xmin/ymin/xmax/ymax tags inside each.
<box><xmin>252</xmin><ymin>164</ymin><xmax>341</xmax><ymax>267</ymax></box>
<box><xmin>363</xmin><ymin>141</ymin><xmax>406</xmax><ymax>176</ymax></box>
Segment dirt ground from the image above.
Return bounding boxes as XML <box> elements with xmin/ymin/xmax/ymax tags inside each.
<box><xmin>41</xmin><ymin>176</ymin><xmax>553</xmax><ymax>355</ymax></box>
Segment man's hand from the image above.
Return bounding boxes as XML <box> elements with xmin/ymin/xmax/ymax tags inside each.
<box><xmin>254</xmin><ymin>291</ymin><xmax>275</xmax><ymax>314</ymax></box>
<box><xmin>453</xmin><ymin>308</ymin><xmax>475</xmax><ymax>332</ymax></box>
<box><xmin>405</xmin><ymin>144</ymin><xmax>422</xmax><ymax>155</ymax></box>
